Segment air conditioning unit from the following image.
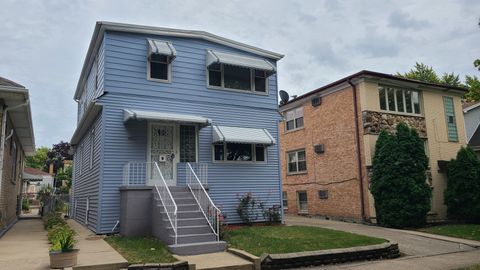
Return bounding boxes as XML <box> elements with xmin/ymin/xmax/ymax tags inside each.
<box><xmin>314</xmin><ymin>144</ymin><xmax>325</xmax><ymax>154</ymax></box>
<box><xmin>311</xmin><ymin>96</ymin><xmax>322</xmax><ymax>107</ymax></box>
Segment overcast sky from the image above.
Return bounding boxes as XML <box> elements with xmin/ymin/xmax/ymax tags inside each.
<box><xmin>0</xmin><ymin>0</ymin><xmax>479</xmax><ymax>148</ymax></box>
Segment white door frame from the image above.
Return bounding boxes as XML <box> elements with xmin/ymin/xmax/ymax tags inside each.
<box><xmin>147</xmin><ymin>122</ymin><xmax>179</xmax><ymax>186</ymax></box>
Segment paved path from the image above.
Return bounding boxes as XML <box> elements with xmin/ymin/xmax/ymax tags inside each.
<box><xmin>0</xmin><ymin>219</ymin><xmax>50</xmax><ymax>270</ymax></box>
<box><xmin>175</xmin><ymin>252</ymin><xmax>253</xmax><ymax>270</ymax></box>
<box><xmin>286</xmin><ymin>215</ymin><xmax>480</xmax><ymax>270</ymax></box>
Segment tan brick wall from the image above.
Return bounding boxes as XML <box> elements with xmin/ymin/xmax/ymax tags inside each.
<box><xmin>281</xmin><ymin>86</ymin><xmax>365</xmax><ymax>221</ymax></box>
<box><xmin>0</xmin><ymin>113</ymin><xmax>24</xmax><ymax>230</ymax></box>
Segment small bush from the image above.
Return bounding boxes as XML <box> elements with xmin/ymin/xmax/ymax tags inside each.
<box><xmin>444</xmin><ymin>147</ymin><xmax>480</xmax><ymax>223</ymax></box>
<box><xmin>43</xmin><ymin>212</ymin><xmax>66</xmax><ymax>230</ymax></box>
<box><xmin>43</xmin><ymin>212</ymin><xmax>76</xmax><ymax>252</ymax></box>
<box><xmin>51</xmin><ymin>229</ymin><xmax>76</xmax><ymax>252</ymax></box>
<box><xmin>237</xmin><ymin>193</ymin><xmax>262</xmax><ymax>225</ymax></box>
<box><xmin>263</xmin><ymin>205</ymin><xmax>281</xmax><ymax>225</ymax></box>
<box><xmin>22</xmin><ymin>198</ymin><xmax>30</xmax><ymax>211</ymax></box>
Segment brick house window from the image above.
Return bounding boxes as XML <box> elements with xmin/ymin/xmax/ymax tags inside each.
<box><xmin>297</xmin><ymin>191</ymin><xmax>308</xmax><ymax>213</ymax></box>
<box><xmin>282</xmin><ymin>191</ymin><xmax>288</xmax><ymax>209</ymax></box>
<box><xmin>318</xmin><ymin>190</ymin><xmax>328</xmax><ymax>199</ymax></box>
<box><xmin>285</xmin><ymin>107</ymin><xmax>304</xmax><ymax>131</ymax></box>
<box><xmin>379</xmin><ymin>86</ymin><xmax>421</xmax><ymax>115</ymax></box>
<box><xmin>287</xmin><ymin>149</ymin><xmax>307</xmax><ymax>174</ymax></box>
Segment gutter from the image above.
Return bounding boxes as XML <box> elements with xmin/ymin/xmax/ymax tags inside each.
<box><xmin>0</xmin><ymin>99</ymin><xmax>29</xmax><ymax>206</ymax></box>
<box><xmin>347</xmin><ymin>80</ymin><xmax>366</xmax><ymax>222</ymax></box>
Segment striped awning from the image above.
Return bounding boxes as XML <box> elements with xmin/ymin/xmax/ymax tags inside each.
<box><xmin>123</xmin><ymin>109</ymin><xmax>211</xmax><ymax>126</ymax></box>
<box><xmin>212</xmin><ymin>125</ymin><xmax>276</xmax><ymax>145</ymax></box>
<box><xmin>206</xmin><ymin>50</ymin><xmax>276</xmax><ymax>75</ymax></box>
<box><xmin>147</xmin><ymin>39</ymin><xmax>176</xmax><ymax>62</ymax></box>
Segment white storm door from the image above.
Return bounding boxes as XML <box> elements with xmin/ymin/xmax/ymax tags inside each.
<box><xmin>148</xmin><ymin>123</ymin><xmax>177</xmax><ymax>186</ymax></box>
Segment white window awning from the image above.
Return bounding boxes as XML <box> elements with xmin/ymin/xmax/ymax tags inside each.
<box><xmin>212</xmin><ymin>125</ymin><xmax>276</xmax><ymax>145</ymax></box>
<box><xmin>206</xmin><ymin>50</ymin><xmax>276</xmax><ymax>75</ymax></box>
<box><xmin>148</xmin><ymin>39</ymin><xmax>177</xmax><ymax>62</ymax></box>
<box><xmin>123</xmin><ymin>109</ymin><xmax>211</xmax><ymax>126</ymax></box>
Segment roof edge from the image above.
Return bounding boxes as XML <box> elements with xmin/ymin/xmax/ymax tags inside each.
<box><xmin>281</xmin><ymin>70</ymin><xmax>468</xmax><ymax>107</ymax></box>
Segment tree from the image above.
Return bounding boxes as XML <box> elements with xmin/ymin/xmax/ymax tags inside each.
<box><xmin>46</xmin><ymin>141</ymin><xmax>73</xmax><ymax>174</ymax></box>
<box><xmin>441</xmin><ymin>72</ymin><xmax>462</xmax><ymax>87</ymax></box>
<box><xmin>444</xmin><ymin>147</ymin><xmax>480</xmax><ymax>223</ymax></box>
<box><xmin>465</xmin><ymin>75</ymin><xmax>480</xmax><ymax>102</ymax></box>
<box><xmin>397</xmin><ymin>62</ymin><xmax>440</xmax><ymax>84</ymax></box>
<box><xmin>25</xmin><ymin>147</ymin><xmax>50</xmax><ymax>171</ymax></box>
<box><xmin>370</xmin><ymin>123</ymin><xmax>431</xmax><ymax>228</ymax></box>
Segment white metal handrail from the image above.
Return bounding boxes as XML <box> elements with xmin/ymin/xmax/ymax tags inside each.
<box><xmin>186</xmin><ymin>162</ymin><xmax>220</xmax><ymax>240</ymax></box>
<box><xmin>153</xmin><ymin>162</ymin><xmax>178</xmax><ymax>245</ymax></box>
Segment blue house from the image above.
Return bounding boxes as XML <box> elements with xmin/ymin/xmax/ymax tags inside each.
<box><xmin>70</xmin><ymin>22</ymin><xmax>283</xmax><ymax>254</ymax></box>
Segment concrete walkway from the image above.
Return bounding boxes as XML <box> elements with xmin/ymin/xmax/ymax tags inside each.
<box><xmin>0</xmin><ymin>219</ymin><xmax>50</xmax><ymax>270</ymax></box>
<box><xmin>175</xmin><ymin>252</ymin><xmax>253</xmax><ymax>270</ymax></box>
<box><xmin>67</xmin><ymin>219</ymin><xmax>128</xmax><ymax>270</ymax></box>
<box><xmin>286</xmin><ymin>215</ymin><xmax>480</xmax><ymax>270</ymax></box>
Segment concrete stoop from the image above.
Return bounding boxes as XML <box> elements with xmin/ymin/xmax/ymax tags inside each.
<box><xmin>152</xmin><ymin>186</ymin><xmax>226</xmax><ymax>256</ymax></box>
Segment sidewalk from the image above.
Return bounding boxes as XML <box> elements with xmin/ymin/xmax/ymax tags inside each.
<box><xmin>0</xmin><ymin>219</ymin><xmax>50</xmax><ymax>270</ymax></box>
<box><xmin>67</xmin><ymin>219</ymin><xmax>128</xmax><ymax>270</ymax></box>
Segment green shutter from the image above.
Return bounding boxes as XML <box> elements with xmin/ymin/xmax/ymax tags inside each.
<box><xmin>443</xmin><ymin>97</ymin><xmax>458</xmax><ymax>142</ymax></box>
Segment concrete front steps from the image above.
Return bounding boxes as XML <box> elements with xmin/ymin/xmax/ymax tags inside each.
<box><xmin>153</xmin><ymin>186</ymin><xmax>226</xmax><ymax>255</ymax></box>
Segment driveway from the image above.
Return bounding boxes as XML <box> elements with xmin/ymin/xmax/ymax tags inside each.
<box><xmin>285</xmin><ymin>215</ymin><xmax>480</xmax><ymax>270</ymax></box>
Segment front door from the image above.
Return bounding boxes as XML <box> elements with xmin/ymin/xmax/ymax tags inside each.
<box><xmin>148</xmin><ymin>123</ymin><xmax>177</xmax><ymax>186</ymax></box>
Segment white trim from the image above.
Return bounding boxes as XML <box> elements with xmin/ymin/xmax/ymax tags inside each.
<box><xmin>212</xmin><ymin>142</ymin><xmax>267</xmax><ymax>163</ymax></box>
<box><xmin>206</xmin><ymin>63</ymin><xmax>269</xmax><ymax>96</ymax></box>
<box><xmin>379</xmin><ymin>85</ymin><xmax>423</xmax><ymax>116</ymax></box>
<box><xmin>286</xmin><ymin>149</ymin><xmax>307</xmax><ymax>175</ymax></box>
<box><xmin>147</xmin><ymin>54</ymin><xmax>173</xmax><ymax>83</ymax></box>
<box><xmin>74</xmin><ymin>21</ymin><xmax>283</xmax><ymax>100</ymax></box>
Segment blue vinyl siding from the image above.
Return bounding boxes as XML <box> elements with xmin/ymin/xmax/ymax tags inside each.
<box><xmin>443</xmin><ymin>96</ymin><xmax>458</xmax><ymax>142</ymax></box>
<box><xmin>75</xmin><ymin>30</ymin><xmax>281</xmax><ymax>233</ymax></box>
<box><xmin>72</xmin><ymin>113</ymin><xmax>103</xmax><ymax>231</ymax></box>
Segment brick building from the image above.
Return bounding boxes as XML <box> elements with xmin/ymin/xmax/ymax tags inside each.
<box><xmin>279</xmin><ymin>70</ymin><xmax>467</xmax><ymax>222</ymax></box>
<box><xmin>0</xmin><ymin>77</ymin><xmax>35</xmax><ymax>236</ymax></box>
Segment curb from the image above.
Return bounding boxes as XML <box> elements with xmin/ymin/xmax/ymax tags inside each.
<box><xmin>391</xmin><ymin>229</ymin><xmax>480</xmax><ymax>248</ymax></box>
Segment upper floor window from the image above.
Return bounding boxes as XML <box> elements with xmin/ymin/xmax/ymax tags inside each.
<box><xmin>206</xmin><ymin>50</ymin><xmax>275</xmax><ymax>94</ymax></box>
<box><xmin>443</xmin><ymin>96</ymin><xmax>458</xmax><ymax>142</ymax></box>
<box><xmin>147</xmin><ymin>39</ymin><xmax>176</xmax><ymax>83</ymax></box>
<box><xmin>287</xmin><ymin>149</ymin><xmax>306</xmax><ymax>174</ymax></box>
<box><xmin>379</xmin><ymin>86</ymin><xmax>421</xmax><ymax>115</ymax></box>
<box><xmin>285</xmin><ymin>107</ymin><xmax>304</xmax><ymax>131</ymax></box>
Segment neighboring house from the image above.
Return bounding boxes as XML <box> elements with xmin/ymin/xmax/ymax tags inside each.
<box><xmin>70</xmin><ymin>22</ymin><xmax>283</xmax><ymax>254</ymax></box>
<box><xmin>0</xmin><ymin>77</ymin><xmax>35</xmax><ymax>235</ymax></box>
<box><xmin>279</xmin><ymin>70</ymin><xmax>466</xmax><ymax>223</ymax></box>
<box><xmin>463</xmin><ymin>101</ymin><xmax>480</xmax><ymax>156</ymax></box>
<box><xmin>22</xmin><ymin>167</ymin><xmax>54</xmax><ymax>195</ymax></box>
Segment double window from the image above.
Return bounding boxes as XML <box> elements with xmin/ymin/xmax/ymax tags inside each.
<box><xmin>285</xmin><ymin>107</ymin><xmax>304</xmax><ymax>131</ymax></box>
<box><xmin>287</xmin><ymin>149</ymin><xmax>307</xmax><ymax>174</ymax></box>
<box><xmin>214</xmin><ymin>143</ymin><xmax>266</xmax><ymax>162</ymax></box>
<box><xmin>208</xmin><ymin>64</ymin><xmax>268</xmax><ymax>94</ymax></box>
<box><xmin>443</xmin><ymin>96</ymin><xmax>458</xmax><ymax>142</ymax></box>
<box><xmin>379</xmin><ymin>86</ymin><xmax>421</xmax><ymax>115</ymax></box>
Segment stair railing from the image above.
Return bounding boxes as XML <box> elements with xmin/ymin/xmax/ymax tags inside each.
<box><xmin>186</xmin><ymin>163</ymin><xmax>220</xmax><ymax>241</ymax></box>
<box><xmin>153</xmin><ymin>162</ymin><xmax>178</xmax><ymax>245</ymax></box>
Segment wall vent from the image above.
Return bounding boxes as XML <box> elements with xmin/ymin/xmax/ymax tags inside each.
<box><xmin>314</xmin><ymin>144</ymin><xmax>325</xmax><ymax>154</ymax></box>
<box><xmin>311</xmin><ymin>97</ymin><xmax>322</xmax><ymax>107</ymax></box>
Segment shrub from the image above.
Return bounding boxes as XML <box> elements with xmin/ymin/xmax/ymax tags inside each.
<box><xmin>263</xmin><ymin>205</ymin><xmax>281</xmax><ymax>225</ymax></box>
<box><xmin>444</xmin><ymin>147</ymin><xmax>480</xmax><ymax>223</ymax></box>
<box><xmin>22</xmin><ymin>198</ymin><xmax>30</xmax><ymax>211</ymax></box>
<box><xmin>43</xmin><ymin>212</ymin><xmax>66</xmax><ymax>230</ymax></box>
<box><xmin>370</xmin><ymin>123</ymin><xmax>431</xmax><ymax>228</ymax></box>
<box><xmin>43</xmin><ymin>212</ymin><xmax>76</xmax><ymax>252</ymax></box>
<box><xmin>237</xmin><ymin>193</ymin><xmax>262</xmax><ymax>225</ymax></box>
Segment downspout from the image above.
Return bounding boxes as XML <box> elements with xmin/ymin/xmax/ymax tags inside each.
<box><xmin>0</xmin><ymin>100</ymin><xmax>30</xmax><ymax>206</ymax></box>
<box><xmin>347</xmin><ymin>80</ymin><xmax>366</xmax><ymax>222</ymax></box>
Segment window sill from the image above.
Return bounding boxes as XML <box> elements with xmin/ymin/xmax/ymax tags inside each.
<box><xmin>147</xmin><ymin>77</ymin><xmax>172</xmax><ymax>84</ymax></box>
<box><xmin>287</xmin><ymin>171</ymin><xmax>308</xmax><ymax>176</ymax></box>
<box><xmin>206</xmin><ymin>85</ymin><xmax>269</xmax><ymax>96</ymax></box>
<box><xmin>213</xmin><ymin>160</ymin><xmax>267</xmax><ymax>164</ymax></box>
<box><xmin>378</xmin><ymin>110</ymin><xmax>424</xmax><ymax>118</ymax></box>
<box><xmin>298</xmin><ymin>210</ymin><xmax>308</xmax><ymax>214</ymax></box>
<box><xmin>285</xmin><ymin>127</ymin><xmax>304</xmax><ymax>134</ymax></box>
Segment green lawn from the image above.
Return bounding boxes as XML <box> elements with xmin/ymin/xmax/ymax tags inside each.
<box><xmin>419</xmin><ymin>224</ymin><xmax>480</xmax><ymax>241</ymax></box>
<box><xmin>226</xmin><ymin>225</ymin><xmax>387</xmax><ymax>256</ymax></box>
<box><xmin>455</xmin><ymin>265</ymin><xmax>480</xmax><ymax>270</ymax></box>
<box><xmin>105</xmin><ymin>236</ymin><xmax>177</xmax><ymax>263</ymax></box>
